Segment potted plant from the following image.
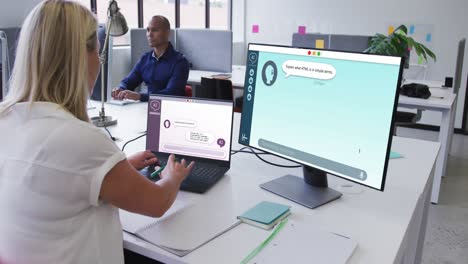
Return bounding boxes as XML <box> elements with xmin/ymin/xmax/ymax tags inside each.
<box><xmin>364</xmin><ymin>25</ymin><xmax>436</xmax><ymax>67</ymax></box>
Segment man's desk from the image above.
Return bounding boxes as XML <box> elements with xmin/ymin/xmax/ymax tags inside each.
<box><xmin>187</xmin><ymin>66</ymin><xmax>246</xmax><ymax>88</ymax></box>
<box><xmin>400</xmin><ymin>79</ymin><xmax>457</xmax><ymax>203</ymax></box>
<box><xmin>89</xmin><ymin>102</ymin><xmax>440</xmax><ymax>264</ymax></box>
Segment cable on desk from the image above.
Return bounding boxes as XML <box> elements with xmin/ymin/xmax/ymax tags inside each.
<box><xmin>231</xmin><ymin>146</ymin><xmax>301</xmax><ymax>168</ymax></box>
<box><xmin>121</xmin><ymin>133</ymin><xmax>147</xmax><ymax>151</ymax></box>
<box><xmin>104</xmin><ymin>126</ymin><xmax>116</xmax><ymax>141</ymax></box>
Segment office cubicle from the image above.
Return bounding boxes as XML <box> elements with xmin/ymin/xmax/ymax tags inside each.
<box><xmin>130</xmin><ymin>28</ymin><xmax>175</xmax><ymax>68</ymax></box>
<box><xmin>292</xmin><ymin>33</ymin><xmax>331</xmax><ymax>49</ymax></box>
<box><xmin>130</xmin><ymin>28</ymin><xmax>232</xmax><ymax>73</ymax></box>
<box><xmin>176</xmin><ymin>29</ymin><xmax>232</xmax><ymax>73</ymax></box>
<box><xmin>292</xmin><ymin>33</ymin><xmax>371</xmax><ymax>53</ymax></box>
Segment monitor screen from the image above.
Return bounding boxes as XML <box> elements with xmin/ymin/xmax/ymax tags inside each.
<box><xmin>240</xmin><ymin>44</ymin><xmax>403</xmax><ymax>191</ymax></box>
<box><xmin>147</xmin><ymin>95</ymin><xmax>233</xmax><ymax>162</ymax></box>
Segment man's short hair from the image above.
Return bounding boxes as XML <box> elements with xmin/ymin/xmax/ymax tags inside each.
<box><xmin>151</xmin><ymin>15</ymin><xmax>170</xmax><ymax>31</ymax></box>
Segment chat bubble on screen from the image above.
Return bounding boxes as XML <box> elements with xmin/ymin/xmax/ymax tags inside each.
<box><xmin>174</xmin><ymin>120</ymin><xmax>197</xmax><ymax>128</ymax></box>
<box><xmin>186</xmin><ymin>131</ymin><xmax>215</xmax><ymax>144</ymax></box>
<box><xmin>282</xmin><ymin>60</ymin><xmax>336</xmax><ymax>80</ymax></box>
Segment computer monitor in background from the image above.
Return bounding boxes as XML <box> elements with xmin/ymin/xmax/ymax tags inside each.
<box><xmin>240</xmin><ymin>43</ymin><xmax>404</xmax><ymax>209</ymax></box>
<box><xmin>453</xmin><ymin>39</ymin><xmax>465</xmax><ymax>94</ymax></box>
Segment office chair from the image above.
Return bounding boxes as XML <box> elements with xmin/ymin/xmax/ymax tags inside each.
<box><xmin>185</xmin><ymin>85</ymin><xmax>193</xmax><ymax>97</ymax></box>
<box><xmin>195</xmin><ymin>77</ymin><xmax>233</xmax><ymax>101</ymax></box>
<box><xmin>393</xmin><ymin>109</ymin><xmax>423</xmax><ymax>135</ymax></box>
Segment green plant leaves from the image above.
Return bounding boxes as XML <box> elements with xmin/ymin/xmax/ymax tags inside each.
<box><xmin>365</xmin><ymin>24</ymin><xmax>436</xmax><ymax>62</ymax></box>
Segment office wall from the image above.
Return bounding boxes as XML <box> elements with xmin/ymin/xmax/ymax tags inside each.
<box><xmin>0</xmin><ymin>0</ymin><xmax>41</xmax><ymax>27</ymax></box>
<box><xmin>244</xmin><ymin>0</ymin><xmax>468</xmax><ymax>129</ymax></box>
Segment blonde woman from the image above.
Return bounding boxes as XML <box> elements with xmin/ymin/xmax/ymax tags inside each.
<box><xmin>0</xmin><ymin>1</ymin><xmax>194</xmax><ymax>264</ymax></box>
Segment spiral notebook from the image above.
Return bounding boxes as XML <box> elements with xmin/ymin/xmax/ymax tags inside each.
<box><xmin>120</xmin><ymin>200</ymin><xmax>240</xmax><ymax>257</ymax></box>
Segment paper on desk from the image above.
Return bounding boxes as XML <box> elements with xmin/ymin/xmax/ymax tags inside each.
<box><xmin>119</xmin><ymin>199</ymin><xmax>189</xmax><ymax>234</ymax></box>
<box><xmin>250</xmin><ymin>220</ymin><xmax>357</xmax><ymax>264</ymax></box>
<box><xmin>137</xmin><ymin>201</ymin><xmax>239</xmax><ymax>252</ymax></box>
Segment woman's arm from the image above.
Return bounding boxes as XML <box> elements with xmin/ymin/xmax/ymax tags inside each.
<box><xmin>99</xmin><ymin>154</ymin><xmax>194</xmax><ymax>217</ymax></box>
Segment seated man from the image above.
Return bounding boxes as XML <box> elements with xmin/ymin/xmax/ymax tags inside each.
<box><xmin>112</xmin><ymin>15</ymin><xmax>189</xmax><ymax>101</ymax></box>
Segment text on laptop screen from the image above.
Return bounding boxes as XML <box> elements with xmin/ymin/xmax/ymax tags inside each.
<box><xmin>147</xmin><ymin>96</ymin><xmax>233</xmax><ymax>161</ymax></box>
<box><xmin>240</xmin><ymin>44</ymin><xmax>403</xmax><ymax>190</ymax></box>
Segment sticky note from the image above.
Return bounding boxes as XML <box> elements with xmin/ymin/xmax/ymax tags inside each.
<box><xmin>390</xmin><ymin>151</ymin><xmax>403</xmax><ymax>159</ymax></box>
<box><xmin>388</xmin><ymin>26</ymin><xmax>394</xmax><ymax>35</ymax></box>
<box><xmin>409</xmin><ymin>25</ymin><xmax>415</xmax><ymax>34</ymax></box>
<box><xmin>298</xmin><ymin>26</ymin><xmax>306</xmax><ymax>35</ymax></box>
<box><xmin>315</xmin><ymin>39</ymin><xmax>325</xmax><ymax>49</ymax></box>
<box><xmin>426</xmin><ymin>33</ymin><xmax>432</xmax><ymax>42</ymax></box>
<box><xmin>252</xmin><ymin>24</ymin><xmax>259</xmax><ymax>33</ymax></box>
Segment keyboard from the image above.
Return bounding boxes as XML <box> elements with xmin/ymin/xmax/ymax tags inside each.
<box><xmin>140</xmin><ymin>158</ymin><xmax>228</xmax><ymax>193</ymax></box>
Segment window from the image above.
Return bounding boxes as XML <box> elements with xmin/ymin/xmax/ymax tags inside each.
<box><xmin>143</xmin><ymin>0</ymin><xmax>175</xmax><ymax>29</ymax></box>
<box><xmin>180</xmin><ymin>0</ymin><xmax>205</xmax><ymax>28</ymax></box>
<box><xmin>210</xmin><ymin>0</ymin><xmax>228</xmax><ymax>29</ymax></box>
<box><xmin>97</xmin><ymin>0</ymin><xmax>138</xmax><ymax>45</ymax></box>
<box><xmin>90</xmin><ymin>0</ymin><xmax>231</xmax><ymax>46</ymax></box>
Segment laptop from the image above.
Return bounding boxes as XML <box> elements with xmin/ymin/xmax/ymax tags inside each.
<box><xmin>140</xmin><ymin>95</ymin><xmax>234</xmax><ymax>193</ymax></box>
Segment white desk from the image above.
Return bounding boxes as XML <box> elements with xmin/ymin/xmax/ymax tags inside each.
<box><xmin>187</xmin><ymin>65</ymin><xmax>246</xmax><ymax>88</ymax></box>
<box><xmin>400</xmin><ymin>79</ymin><xmax>457</xmax><ymax>203</ymax></box>
<box><xmin>90</xmin><ymin>102</ymin><xmax>440</xmax><ymax>264</ymax></box>
<box><xmin>186</xmin><ymin>68</ymin><xmax>454</xmax><ymax>203</ymax></box>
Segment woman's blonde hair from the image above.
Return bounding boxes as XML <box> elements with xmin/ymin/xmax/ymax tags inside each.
<box><xmin>0</xmin><ymin>0</ymin><xmax>98</xmax><ymax>121</ymax></box>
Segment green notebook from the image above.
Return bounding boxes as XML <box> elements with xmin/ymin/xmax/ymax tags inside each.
<box><xmin>238</xmin><ymin>201</ymin><xmax>291</xmax><ymax>230</ymax></box>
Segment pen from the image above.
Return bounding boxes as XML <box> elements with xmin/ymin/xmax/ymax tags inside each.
<box><xmin>150</xmin><ymin>165</ymin><xmax>165</xmax><ymax>179</ymax></box>
<box><xmin>240</xmin><ymin>219</ymin><xmax>288</xmax><ymax>264</ymax></box>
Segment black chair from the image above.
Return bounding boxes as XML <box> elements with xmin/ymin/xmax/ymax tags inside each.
<box><xmin>393</xmin><ymin>109</ymin><xmax>423</xmax><ymax>135</ymax></box>
<box><xmin>195</xmin><ymin>77</ymin><xmax>233</xmax><ymax>101</ymax></box>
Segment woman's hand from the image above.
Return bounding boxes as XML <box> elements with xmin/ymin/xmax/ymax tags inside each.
<box><xmin>160</xmin><ymin>154</ymin><xmax>195</xmax><ymax>183</ymax></box>
<box><xmin>127</xmin><ymin>150</ymin><xmax>158</xmax><ymax>170</ymax></box>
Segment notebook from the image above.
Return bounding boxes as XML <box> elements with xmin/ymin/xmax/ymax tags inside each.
<box><xmin>120</xmin><ymin>199</ymin><xmax>240</xmax><ymax>257</ymax></box>
<box><xmin>238</xmin><ymin>201</ymin><xmax>291</xmax><ymax>230</ymax></box>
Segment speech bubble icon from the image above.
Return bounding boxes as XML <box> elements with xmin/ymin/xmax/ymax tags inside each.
<box><xmin>186</xmin><ymin>131</ymin><xmax>214</xmax><ymax>144</ymax></box>
<box><xmin>217</xmin><ymin>138</ymin><xmax>225</xmax><ymax>148</ymax></box>
<box><xmin>282</xmin><ymin>60</ymin><xmax>336</xmax><ymax>80</ymax></box>
<box><xmin>163</xmin><ymin>119</ymin><xmax>171</xmax><ymax>128</ymax></box>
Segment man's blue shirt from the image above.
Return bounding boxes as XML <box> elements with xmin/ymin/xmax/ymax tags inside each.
<box><xmin>119</xmin><ymin>42</ymin><xmax>189</xmax><ymax>101</ymax></box>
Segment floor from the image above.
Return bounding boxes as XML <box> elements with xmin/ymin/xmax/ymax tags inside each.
<box><xmin>397</xmin><ymin>127</ymin><xmax>468</xmax><ymax>264</ymax></box>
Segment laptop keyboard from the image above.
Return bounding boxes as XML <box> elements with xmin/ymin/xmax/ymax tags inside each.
<box><xmin>141</xmin><ymin>158</ymin><xmax>227</xmax><ymax>193</ymax></box>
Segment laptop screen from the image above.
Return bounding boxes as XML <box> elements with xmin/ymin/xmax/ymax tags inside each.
<box><xmin>147</xmin><ymin>95</ymin><xmax>233</xmax><ymax>161</ymax></box>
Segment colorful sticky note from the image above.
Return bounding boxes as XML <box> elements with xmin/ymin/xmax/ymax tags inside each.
<box><xmin>409</xmin><ymin>25</ymin><xmax>415</xmax><ymax>34</ymax></box>
<box><xmin>390</xmin><ymin>151</ymin><xmax>403</xmax><ymax>159</ymax></box>
<box><xmin>315</xmin><ymin>39</ymin><xmax>325</xmax><ymax>49</ymax></box>
<box><xmin>388</xmin><ymin>25</ymin><xmax>395</xmax><ymax>35</ymax></box>
<box><xmin>298</xmin><ymin>26</ymin><xmax>306</xmax><ymax>35</ymax></box>
<box><xmin>252</xmin><ymin>24</ymin><xmax>259</xmax><ymax>33</ymax></box>
<box><xmin>426</xmin><ymin>33</ymin><xmax>432</xmax><ymax>42</ymax></box>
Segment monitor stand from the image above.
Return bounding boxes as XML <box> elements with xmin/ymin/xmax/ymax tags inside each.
<box><xmin>260</xmin><ymin>166</ymin><xmax>342</xmax><ymax>209</ymax></box>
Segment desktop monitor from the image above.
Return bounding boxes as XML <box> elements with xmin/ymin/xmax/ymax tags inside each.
<box><xmin>239</xmin><ymin>43</ymin><xmax>404</xmax><ymax>208</ymax></box>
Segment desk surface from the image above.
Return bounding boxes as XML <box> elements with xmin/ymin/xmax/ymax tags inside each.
<box><xmin>88</xmin><ymin>102</ymin><xmax>440</xmax><ymax>264</ymax></box>
<box><xmin>188</xmin><ymin>65</ymin><xmax>246</xmax><ymax>88</ymax></box>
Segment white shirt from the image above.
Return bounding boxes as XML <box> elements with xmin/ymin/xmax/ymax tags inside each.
<box><xmin>0</xmin><ymin>102</ymin><xmax>127</xmax><ymax>264</ymax></box>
